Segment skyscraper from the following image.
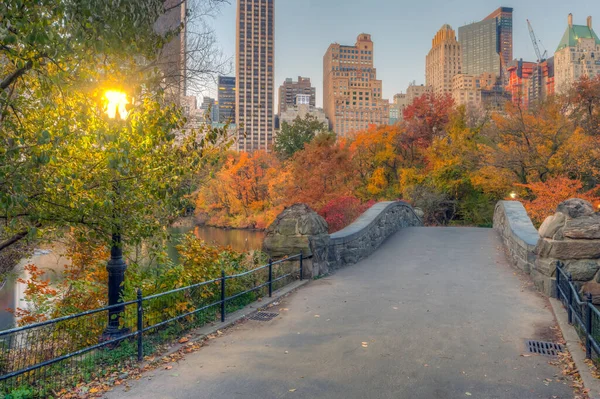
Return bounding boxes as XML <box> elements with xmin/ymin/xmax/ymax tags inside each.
<box><xmin>278</xmin><ymin>77</ymin><xmax>316</xmax><ymax>114</ymax></box>
<box><xmin>323</xmin><ymin>34</ymin><xmax>389</xmax><ymax>136</ymax></box>
<box><xmin>426</xmin><ymin>24</ymin><xmax>461</xmax><ymax>95</ymax></box>
<box><xmin>155</xmin><ymin>0</ymin><xmax>188</xmax><ymax>105</ymax></box>
<box><xmin>554</xmin><ymin>14</ymin><xmax>600</xmax><ymax>94</ymax></box>
<box><xmin>236</xmin><ymin>0</ymin><xmax>275</xmax><ymax>152</ymax></box>
<box><xmin>459</xmin><ymin>7</ymin><xmax>513</xmax><ymax>81</ymax></box>
<box><xmin>218</xmin><ymin>76</ymin><xmax>236</xmax><ymax>123</ymax></box>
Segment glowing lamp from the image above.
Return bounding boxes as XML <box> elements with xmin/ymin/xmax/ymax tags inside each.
<box><xmin>104</xmin><ymin>90</ymin><xmax>129</xmax><ymax>120</ymax></box>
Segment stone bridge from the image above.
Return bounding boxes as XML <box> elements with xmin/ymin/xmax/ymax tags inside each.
<box><xmin>106</xmin><ymin>199</ymin><xmax>600</xmax><ymax>399</ymax></box>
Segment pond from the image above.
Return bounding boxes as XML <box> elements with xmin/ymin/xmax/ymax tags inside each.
<box><xmin>0</xmin><ymin>225</ymin><xmax>266</xmax><ymax>331</ymax></box>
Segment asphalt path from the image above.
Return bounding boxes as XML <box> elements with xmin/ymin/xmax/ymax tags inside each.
<box><xmin>105</xmin><ymin>227</ymin><xmax>574</xmax><ymax>399</ymax></box>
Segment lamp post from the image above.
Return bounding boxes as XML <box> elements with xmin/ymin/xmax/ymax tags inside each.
<box><xmin>102</xmin><ymin>90</ymin><xmax>130</xmax><ymax>340</ymax></box>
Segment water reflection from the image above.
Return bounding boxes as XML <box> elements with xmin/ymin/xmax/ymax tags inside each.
<box><xmin>0</xmin><ymin>226</ymin><xmax>265</xmax><ymax>331</ymax></box>
<box><xmin>170</xmin><ymin>225</ymin><xmax>265</xmax><ymax>253</ymax></box>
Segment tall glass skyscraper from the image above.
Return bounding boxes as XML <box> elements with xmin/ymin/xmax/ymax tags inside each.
<box><xmin>458</xmin><ymin>7</ymin><xmax>513</xmax><ymax>81</ymax></box>
<box><xmin>218</xmin><ymin>76</ymin><xmax>236</xmax><ymax>123</ymax></box>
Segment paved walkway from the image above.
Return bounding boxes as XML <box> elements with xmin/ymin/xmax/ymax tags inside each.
<box><xmin>105</xmin><ymin>227</ymin><xmax>574</xmax><ymax>399</ymax></box>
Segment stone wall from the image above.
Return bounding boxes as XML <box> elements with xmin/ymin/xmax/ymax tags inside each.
<box><xmin>312</xmin><ymin>201</ymin><xmax>423</xmax><ymax>274</ymax></box>
<box><xmin>493</xmin><ymin>201</ymin><xmax>539</xmax><ymax>274</ymax></box>
<box><xmin>494</xmin><ymin>198</ymin><xmax>600</xmax><ymax>297</ymax></box>
<box><xmin>536</xmin><ymin>199</ymin><xmax>600</xmax><ymax>298</ymax></box>
<box><xmin>263</xmin><ymin>201</ymin><xmax>423</xmax><ymax>278</ymax></box>
<box><xmin>263</xmin><ymin>204</ymin><xmax>329</xmax><ymax>278</ymax></box>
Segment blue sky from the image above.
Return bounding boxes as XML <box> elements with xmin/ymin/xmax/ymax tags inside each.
<box><xmin>201</xmin><ymin>0</ymin><xmax>600</xmax><ymax>107</ymax></box>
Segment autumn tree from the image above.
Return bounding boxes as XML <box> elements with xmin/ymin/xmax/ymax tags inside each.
<box><xmin>0</xmin><ymin>0</ymin><xmax>231</xmax><ymax>273</ymax></box>
<box><xmin>350</xmin><ymin>124</ymin><xmax>407</xmax><ymax>199</ymax></box>
<box><xmin>285</xmin><ymin>133</ymin><xmax>356</xmax><ymax>209</ymax></box>
<box><xmin>196</xmin><ymin>151</ymin><xmax>282</xmax><ymax>228</ymax></box>
<box><xmin>518</xmin><ymin>177</ymin><xmax>600</xmax><ymax>225</ymax></box>
<box><xmin>567</xmin><ymin>75</ymin><xmax>600</xmax><ymax>137</ymax></box>
<box><xmin>403</xmin><ymin>93</ymin><xmax>455</xmax><ymax>149</ymax></box>
<box><xmin>273</xmin><ymin>114</ymin><xmax>330</xmax><ymax>159</ymax></box>
<box><xmin>476</xmin><ymin>99</ymin><xmax>576</xmax><ymax>186</ymax></box>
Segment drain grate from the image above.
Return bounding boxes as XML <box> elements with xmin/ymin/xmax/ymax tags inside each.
<box><xmin>525</xmin><ymin>340</ymin><xmax>563</xmax><ymax>356</ymax></box>
<box><xmin>248</xmin><ymin>311</ymin><xmax>279</xmax><ymax>322</ymax></box>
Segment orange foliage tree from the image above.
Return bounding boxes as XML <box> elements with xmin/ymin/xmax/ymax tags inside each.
<box><xmin>403</xmin><ymin>93</ymin><xmax>455</xmax><ymax>149</ymax></box>
<box><xmin>285</xmin><ymin>133</ymin><xmax>356</xmax><ymax>210</ymax></box>
<box><xmin>196</xmin><ymin>151</ymin><xmax>283</xmax><ymax>228</ymax></box>
<box><xmin>518</xmin><ymin>176</ymin><xmax>600</xmax><ymax>225</ymax></box>
<box><xmin>350</xmin><ymin>124</ymin><xmax>410</xmax><ymax>200</ymax></box>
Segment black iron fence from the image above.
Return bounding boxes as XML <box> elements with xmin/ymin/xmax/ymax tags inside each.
<box><xmin>0</xmin><ymin>253</ymin><xmax>305</xmax><ymax>398</ymax></box>
<box><xmin>556</xmin><ymin>262</ymin><xmax>600</xmax><ymax>359</ymax></box>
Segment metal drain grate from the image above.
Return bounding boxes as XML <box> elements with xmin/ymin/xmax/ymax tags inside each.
<box><xmin>525</xmin><ymin>340</ymin><xmax>563</xmax><ymax>356</ymax></box>
<box><xmin>248</xmin><ymin>312</ymin><xmax>279</xmax><ymax>322</ymax></box>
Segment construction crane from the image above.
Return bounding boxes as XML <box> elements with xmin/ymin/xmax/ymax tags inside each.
<box><xmin>527</xmin><ymin>19</ymin><xmax>548</xmax><ymax>62</ymax></box>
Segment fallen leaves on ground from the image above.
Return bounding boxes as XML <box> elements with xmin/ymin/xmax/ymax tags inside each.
<box><xmin>549</xmin><ymin>350</ymin><xmax>590</xmax><ymax>399</ymax></box>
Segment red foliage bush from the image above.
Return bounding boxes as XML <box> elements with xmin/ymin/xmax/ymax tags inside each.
<box><xmin>318</xmin><ymin>196</ymin><xmax>376</xmax><ymax>233</ymax></box>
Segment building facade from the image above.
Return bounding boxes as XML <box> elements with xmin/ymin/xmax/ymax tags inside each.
<box><xmin>528</xmin><ymin>57</ymin><xmax>555</xmax><ymax>106</ymax></box>
<box><xmin>279</xmin><ymin>94</ymin><xmax>329</xmax><ymax>126</ymax></box>
<box><xmin>426</xmin><ymin>24</ymin><xmax>461</xmax><ymax>95</ymax></box>
<box><xmin>451</xmin><ymin>73</ymin><xmax>496</xmax><ymax>109</ymax></box>
<box><xmin>218</xmin><ymin>76</ymin><xmax>236</xmax><ymax>123</ymax></box>
<box><xmin>393</xmin><ymin>93</ymin><xmax>407</xmax><ymax>121</ymax></box>
<box><xmin>554</xmin><ymin>15</ymin><xmax>600</xmax><ymax>94</ymax></box>
<box><xmin>236</xmin><ymin>0</ymin><xmax>275</xmax><ymax>151</ymax></box>
<box><xmin>389</xmin><ymin>105</ymin><xmax>399</xmax><ymax>125</ymax></box>
<box><xmin>459</xmin><ymin>7</ymin><xmax>513</xmax><ymax>81</ymax></box>
<box><xmin>406</xmin><ymin>83</ymin><xmax>432</xmax><ymax>104</ymax></box>
<box><xmin>278</xmin><ymin>77</ymin><xmax>316</xmax><ymax>114</ymax></box>
<box><xmin>323</xmin><ymin>34</ymin><xmax>389</xmax><ymax>136</ymax></box>
<box><xmin>507</xmin><ymin>59</ymin><xmax>536</xmax><ymax>107</ymax></box>
<box><xmin>199</xmin><ymin>97</ymin><xmax>219</xmax><ymax>122</ymax></box>
<box><xmin>155</xmin><ymin>0</ymin><xmax>188</xmax><ymax>105</ymax></box>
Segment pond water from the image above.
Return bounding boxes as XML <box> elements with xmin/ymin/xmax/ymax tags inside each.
<box><xmin>0</xmin><ymin>225</ymin><xmax>265</xmax><ymax>331</ymax></box>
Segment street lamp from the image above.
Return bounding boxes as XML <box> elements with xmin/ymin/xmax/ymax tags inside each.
<box><xmin>510</xmin><ymin>192</ymin><xmax>517</xmax><ymax>199</ymax></box>
<box><xmin>102</xmin><ymin>90</ymin><xmax>129</xmax><ymax>340</ymax></box>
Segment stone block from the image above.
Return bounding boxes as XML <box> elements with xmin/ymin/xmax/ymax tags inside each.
<box><xmin>530</xmin><ymin>269</ymin><xmax>557</xmax><ymax>297</ymax></box>
<box><xmin>535</xmin><ymin>238</ymin><xmax>600</xmax><ymax>260</ymax></box>
<box><xmin>534</xmin><ymin>258</ymin><xmax>558</xmax><ymax>277</ymax></box>
<box><xmin>581</xmin><ymin>282</ymin><xmax>600</xmax><ymax>305</ymax></box>
<box><xmin>538</xmin><ymin>212</ymin><xmax>566</xmax><ymax>239</ymax></box>
<box><xmin>556</xmin><ymin>198</ymin><xmax>595</xmax><ymax>219</ymax></box>
<box><xmin>516</xmin><ymin>257</ymin><xmax>531</xmax><ymax>274</ymax></box>
<box><xmin>564</xmin><ymin>259</ymin><xmax>600</xmax><ymax>281</ymax></box>
<box><xmin>277</xmin><ymin>219</ymin><xmax>298</xmax><ymax>236</ymax></box>
<box><xmin>563</xmin><ymin>214</ymin><xmax>600</xmax><ymax>239</ymax></box>
<box><xmin>263</xmin><ymin>236</ymin><xmax>309</xmax><ymax>258</ymax></box>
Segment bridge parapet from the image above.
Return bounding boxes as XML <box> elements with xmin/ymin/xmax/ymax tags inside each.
<box><xmin>263</xmin><ymin>201</ymin><xmax>423</xmax><ymax>278</ymax></box>
<box><xmin>493</xmin><ymin>201</ymin><xmax>539</xmax><ymax>274</ymax></box>
<box><xmin>494</xmin><ymin>198</ymin><xmax>600</xmax><ymax>297</ymax></box>
<box><xmin>311</xmin><ymin>201</ymin><xmax>423</xmax><ymax>275</ymax></box>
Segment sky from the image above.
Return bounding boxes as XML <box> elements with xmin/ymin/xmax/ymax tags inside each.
<box><xmin>199</xmin><ymin>0</ymin><xmax>600</xmax><ymax>108</ymax></box>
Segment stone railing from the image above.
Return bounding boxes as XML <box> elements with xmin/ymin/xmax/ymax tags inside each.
<box><xmin>263</xmin><ymin>201</ymin><xmax>423</xmax><ymax>279</ymax></box>
<box><xmin>493</xmin><ymin>201</ymin><xmax>539</xmax><ymax>274</ymax></box>
<box><xmin>312</xmin><ymin>201</ymin><xmax>423</xmax><ymax>274</ymax></box>
<box><xmin>494</xmin><ymin>198</ymin><xmax>600</xmax><ymax>297</ymax></box>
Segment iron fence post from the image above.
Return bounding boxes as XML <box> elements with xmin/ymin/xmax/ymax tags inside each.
<box><xmin>556</xmin><ymin>262</ymin><xmax>561</xmax><ymax>300</ymax></box>
<box><xmin>568</xmin><ymin>273</ymin><xmax>573</xmax><ymax>325</ymax></box>
<box><xmin>221</xmin><ymin>270</ymin><xmax>226</xmax><ymax>323</ymax></box>
<box><xmin>137</xmin><ymin>288</ymin><xmax>143</xmax><ymax>361</ymax></box>
<box><xmin>299</xmin><ymin>251</ymin><xmax>304</xmax><ymax>281</ymax></box>
<box><xmin>586</xmin><ymin>292</ymin><xmax>593</xmax><ymax>359</ymax></box>
<box><xmin>268</xmin><ymin>258</ymin><xmax>273</xmax><ymax>297</ymax></box>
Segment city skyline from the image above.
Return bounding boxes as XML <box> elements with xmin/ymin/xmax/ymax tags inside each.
<box><xmin>204</xmin><ymin>0</ymin><xmax>599</xmax><ymax>107</ymax></box>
